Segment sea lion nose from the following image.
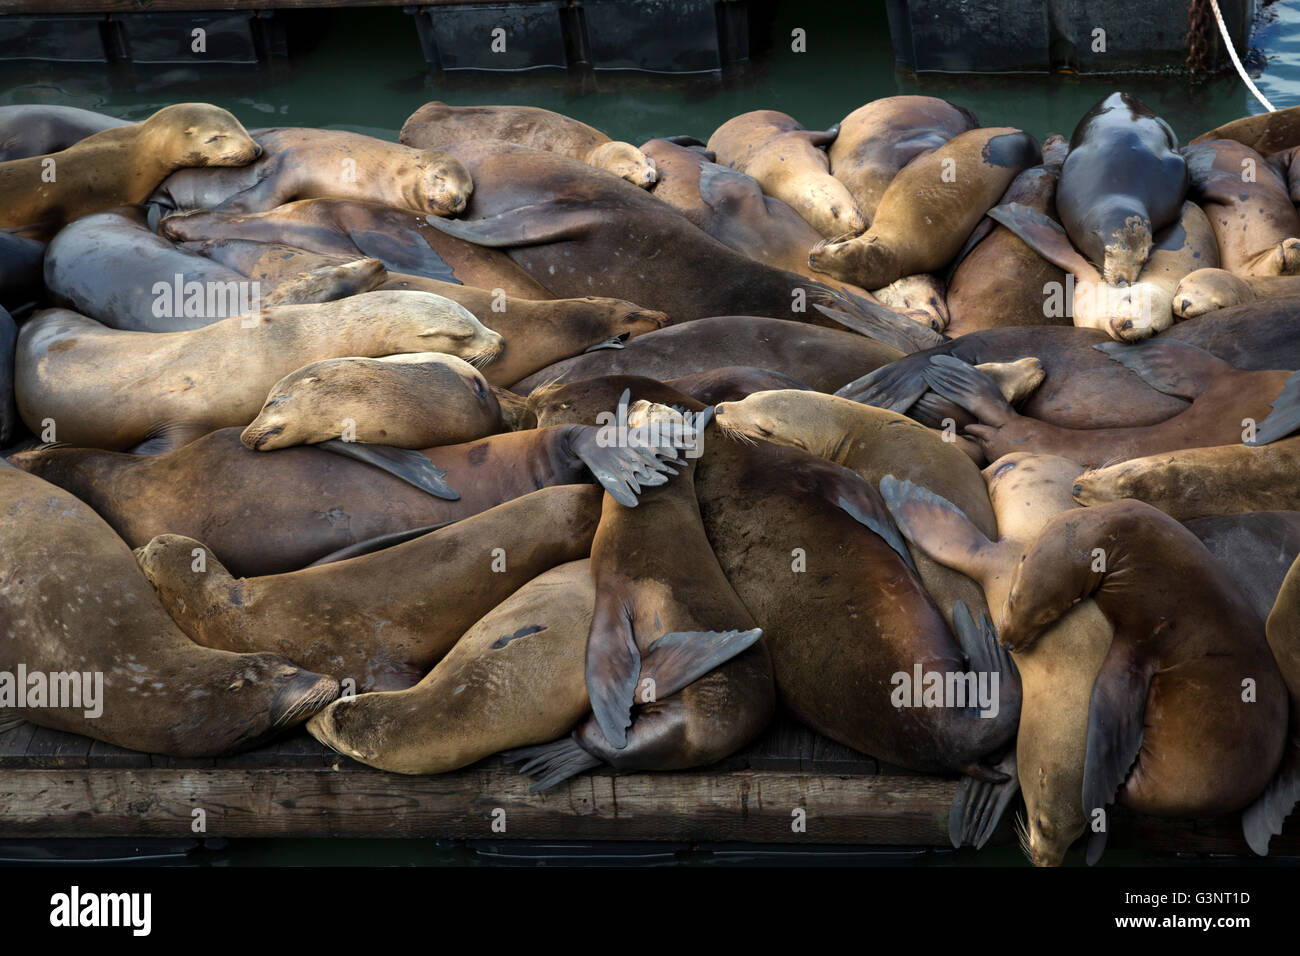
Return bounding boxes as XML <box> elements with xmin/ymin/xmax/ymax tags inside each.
<box><xmin>1072</xmin><ymin>483</ymin><xmax>1083</xmax><ymax>497</ymax></box>
<box><xmin>251</xmin><ymin>143</ymin><xmax>263</xmax><ymax>159</ymax></box>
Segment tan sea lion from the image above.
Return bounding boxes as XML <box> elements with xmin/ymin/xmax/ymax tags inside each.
<box><xmin>880</xmin><ymin>454</ymin><xmax>1112</xmax><ymax>866</ymax></box>
<box><xmin>400</xmin><ymin>101</ymin><xmax>655</xmax><ymax>188</ymax></box>
<box><xmin>706</xmin><ymin>110</ymin><xmax>864</xmax><ymax>239</ymax></box>
<box><xmin>307</xmin><ymin>560</ymin><xmax>596</xmax><ymax>774</ymax></box>
<box><xmin>1193</xmin><ymin>104</ymin><xmax>1300</xmax><ymax>155</ymax></box>
<box><xmin>0</xmin><ymin>462</ymin><xmax>337</xmax><ymax>755</ymax></box>
<box><xmin>1173</xmin><ymin>268</ymin><xmax>1300</xmax><ymax>318</ymax></box>
<box><xmin>0</xmin><ymin>103</ymin><xmax>260</xmax><ymax>241</ymax></box>
<box><xmin>15</xmin><ymin>291</ymin><xmax>502</xmax><ymax>451</ymax></box>
<box><xmin>135</xmin><ymin>484</ymin><xmax>606</xmax><ymax>692</ymax></box>
<box><xmin>995</xmin><ymin>499</ymin><xmax>1287</xmax><ymax>861</ymax></box>
<box><xmin>1183</xmin><ymin>139</ymin><xmax>1300</xmax><ymax>277</ymax></box>
<box><xmin>241</xmin><ymin>352</ymin><xmax>503</xmax><ymax>452</ymax></box>
<box><xmin>809</xmin><ymin>127</ymin><xmax>1040</xmax><ymax>289</ymax></box>
<box><xmin>152</xmin><ymin>126</ymin><xmax>473</xmax><ymax>218</ymax></box>
<box><xmin>827</xmin><ymin>95</ymin><xmax>979</xmax><ymax>225</ymax></box>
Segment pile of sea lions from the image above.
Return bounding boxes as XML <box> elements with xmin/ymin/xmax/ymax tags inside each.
<box><xmin>3</xmin><ymin>90</ymin><xmax>1300</xmax><ymax>866</ymax></box>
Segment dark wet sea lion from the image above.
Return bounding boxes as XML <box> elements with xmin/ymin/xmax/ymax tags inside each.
<box><xmin>0</xmin><ymin>231</ymin><xmax>46</xmax><ymax>312</ymax></box>
<box><xmin>164</xmin><ymin>198</ymin><xmax>554</xmax><ymax>299</ymax></box>
<box><xmin>401</xmin><ymin>101</ymin><xmax>656</xmax><ymax>188</ymax></box>
<box><xmin>1054</xmin><ymin>92</ymin><xmax>1187</xmax><ymax>284</ymax></box>
<box><xmin>0</xmin><ymin>104</ymin><xmax>128</xmax><ymax>162</ymax></box>
<box><xmin>0</xmin><ymin>103</ymin><xmax>260</xmax><ymax>241</ymax></box>
<box><xmin>1186</xmin><ymin>512</ymin><xmax>1300</xmax><ymax>621</ymax></box>
<box><xmin>827</xmin><ymin>95</ymin><xmax>979</xmax><ymax>226</ymax></box>
<box><xmin>706</xmin><ymin>109</ymin><xmax>864</xmax><ymax>238</ymax></box>
<box><xmin>512</xmin><ymin>316</ymin><xmax>902</xmax><ymax>394</ymax></box>
<box><xmin>664</xmin><ymin>366</ymin><xmax>812</xmax><ymax>404</ymax></box>
<box><xmin>135</xmin><ymin>485</ymin><xmax>604</xmax><ymax>692</ymax></box>
<box><xmin>997</xmin><ymin>499</ymin><xmax>1286</xmax><ymax>861</ymax></box>
<box><xmin>0</xmin><ymin>463</ymin><xmax>337</xmax><ymax>755</ymax></box>
<box><xmin>10</xmin><ymin>424</ymin><xmax>666</xmax><ymax>576</ymax></box>
<box><xmin>809</xmin><ymin>127</ymin><xmax>1041</xmax><ymax>289</ymax></box>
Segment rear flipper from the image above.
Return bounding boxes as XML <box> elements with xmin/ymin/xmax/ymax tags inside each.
<box><xmin>317</xmin><ymin>440</ymin><xmax>460</xmax><ymax>500</ymax></box>
<box><xmin>1094</xmin><ymin>339</ymin><xmax>1225</xmax><ymax>400</ymax></box>
<box><xmin>1247</xmin><ymin>370</ymin><xmax>1300</xmax><ymax>445</ymax></box>
<box><xmin>921</xmin><ymin>355</ymin><xmax>1016</xmax><ymax>426</ymax></box>
<box><xmin>1242</xmin><ymin>742</ymin><xmax>1300</xmax><ymax>855</ymax></box>
<box><xmin>878</xmin><ymin>475</ymin><xmax>995</xmax><ymax>580</ymax></box>
<box><xmin>833</xmin><ymin>358</ymin><xmax>931</xmax><ymax>413</ymax></box>
<box><xmin>812</xmin><ymin>286</ymin><xmax>946</xmax><ymax>353</ymax></box>
<box><xmin>950</xmin><ymin>748</ymin><xmax>1019</xmax><ymax>849</ymax></box>
<box><xmin>503</xmin><ymin>736</ymin><xmax>602</xmax><ymax>793</ymax></box>
<box><xmin>814</xmin><ymin>464</ymin><xmax>916</xmax><ymax>571</ymax></box>
<box><xmin>129</xmin><ymin>421</ymin><xmax>212</xmax><ymax>456</ymax></box>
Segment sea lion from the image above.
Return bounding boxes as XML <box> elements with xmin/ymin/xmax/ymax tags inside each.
<box><xmin>10</xmin><ymin>422</ymin><xmax>675</xmax><ymax>576</ymax></box>
<box><xmin>996</xmin><ymin>499</ymin><xmax>1287</xmax><ymax>861</ymax></box>
<box><xmin>241</xmin><ymin>352</ymin><xmax>502</xmax><ymax>451</ymax></box>
<box><xmin>0</xmin><ymin>103</ymin><xmax>261</xmax><ymax>241</ymax></box>
<box><xmin>663</xmin><ymin>366</ymin><xmax>812</xmax><ymax>405</ymax></box>
<box><xmin>827</xmin><ymin>95</ymin><xmax>979</xmax><ymax>225</ymax></box>
<box><xmin>43</xmin><ymin>208</ymin><xmax>386</xmax><ymax>331</ymax></box>
<box><xmin>1172</xmin><ymin>268</ymin><xmax>1300</xmax><ymax>318</ymax></box>
<box><xmin>507</xmin><ymin>403</ymin><xmax>774</xmax><ymax>788</ymax></box>
<box><xmin>512</xmin><ymin>316</ymin><xmax>902</xmax><ymax>395</ymax></box>
<box><xmin>16</xmin><ymin>291</ymin><xmax>502</xmax><ymax>451</ymax></box>
<box><xmin>421</xmin><ymin>140</ymin><xmax>894</xmax><ymax>333</ymax></box>
<box><xmin>706</xmin><ymin>110</ymin><xmax>865</xmax><ymax>238</ymax></box>
<box><xmin>921</xmin><ymin>342</ymin><xmax>1299</xmax><ymax>469</ymax></box>
<box><xmin>1053</xmin><ymin>92</ymin><xmax>1187</xmax><ymax>284</ymax></box>
<box><xmin>135</xmin><ymin>484</ymin><xmax>605</xmax><ymax>692</ymax></box>
<box><xmin>0</xmin><ymin>231</ymin><xmax>46</xmax><ymax>313</ymax></box>
<box><xmin>0</xmin><ymin>306</ymin><xmax>16</xmax><ymax>446</ymax></box>
<box><xmin>871</xmin><ymin>274</ymin><xmax>949</xmax><ymax>333</ymax></box>
<box><xmin>1071</xmin><ymin>437</ymin><xmax>1300</xmax><ymax>520</ymax></box>
<box><xmin>0</xmin><ymin>104</ymin><xmax>128</xmax><ymax>162</ymax></box>
<box><xmin>880</xmin><ymin>453</ymin><xmax>1111</xmax><ymax>866</ymax></box>
<box><xmin>163</xmin><ymin>198</ymin><xmax>554</xmax><ymax>299</ymax></box>
<box><xmin>986</xmin><ymin>199</ymin><xmax>1219</xmax><ymax>341</ymax></box>
<box><xmin>1183</xmin><ymin>139</ymin><xmax>1300</xmax><ymax>276</ymax></box>
<box><xmin>400</xmin><ymin>101</ymin><xmax>656</xmax><ymax>188</ymax></box>
<box><xmin>1193</xmin><ymin>104</ymin><xmax>1300</xmax><ymax>156</ymax></box>
<box><xmin>308</xmin><ymin>560</ymin><xmax>597</xmax><ymax>773</ymax></box>
<box><xmin>0</xmin><ymin>463</ymin><xmax>338</xmax><ymax>755</ymax></box>
<box><xmin>151</xmin><ymin>127</ymin><xmax>473</xmax><ymax>218</ymax></box>
<box><xmin>1185</xmin><ymin>512</ymin><xmax>1300</xmax><ymax>621</ymax></box>
<box><xmin>809</xmin><ymin>127</ymin><xmax>1041</xmax><ymax>289</ymax></box>
<box><xmin>945</xmin><ymin>135</ymin><xmax>1071</xmax><ymax>335</ymax></box>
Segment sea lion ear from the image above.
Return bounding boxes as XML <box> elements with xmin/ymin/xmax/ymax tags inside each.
<box><xmin>1247</xmin><ymin>369</ymin><xmax>1300</xmax><ymax>445</ymax></box>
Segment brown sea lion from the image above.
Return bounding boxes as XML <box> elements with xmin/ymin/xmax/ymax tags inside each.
<box><xmin>0</xmin><ymin>463</ymin><xmax>337</xmax><ymax>755</ymax></box>
<box><xmin>15</xmin><ymin>292</ymin><xmax>501</xmax><ymax>451</ymax></box>
<box><xmin>663</xmin><ymin>365</ymin><xmax>812</xmax><ymax>404</ymax></box>
<box><xmin>810</xmin><ymin>127</ymin><xmax>1041</xmax><ymax>289</ymax></box>
<box><xmin>880</xmin><ymin>454</ymin><xmax>1111</xmax><ymax>866</ymax></box>
<box><xmin>827</xmin><ymin>95</ymin><xmax>979</xmax><ymax>225</ymax></box>
<box><xmin>163</xmin><ymin>199</ymin><xmax>554</xmax><ymax>299</ymax></box>
<box><xmin>9</xmin><ymin>422</ymin><xmax>674</xmax><ymax>576</ymax></box>
<box><xmin>1193</xmin><ymin>104</ymin><xmax>1300</xmax><ymax>155</ymax></box>
<box><xmin>1173</xmin><ymin>269</ymin><xmax>1300</xmax><ymax>318</ymax></box>
<box><xmin>996</xmin><ymin>499</ymin><xmax>1287</xmax><ymax>861</ymax></box>
<box><xmin>1183</xmin><ymin>139</ymin><xmax>1300</xmax><ymax>277</ymax></box>
<box><xmin>152</xmin><ymin>126</ymin><xmax>473</xmax><ymax>218</ymax></box>
<box><xmin>241</xmin><ymin>352</ymin><xmax>502</xmax><ymax>451</ymax></box>
<box><xmin>135</xmin><ymin>484</ymin><xmax>605</xmax><ymax>692</ymax></box>
<box><xmin>400</xmin><ymin>101</ymin><xmax>655</xmax><ymax>188</ymax></box>
<box><xmin>307</xmin><ymin>560</ymin><xmax>596</xmax><ymax>773</ymax></box>
<box><xmin>921</xmin><ymin>341</ymin><xmax>1299</xmax><ymax>469</ymax></box>
<box><xmin>0</xmin><ymin>103</ymin><xmax>260</xmax><ymax>241</ymax></box>
<box><xmin>1186</xmin><ymin>512</ymin><xmax>1300</xmax><ymax>622</ymax></box>
<box><xmin>1053</xmin><ymin>92</ymin><xmax>1188</xmax><ymax>285</ymax></box>
<box><xmin>706</xmin><ymin>110</ymin><xmax>865</xmax><ymax>238</ymax></box>
<box><xmin>0</xmin><ymin>104</ymin><xmax>128</xmax><ymax>162</ymax></box>
<box><xmin>512</xmin><ymin>315</ymin><xmax>902</xmax><ymax>395</ymax></box>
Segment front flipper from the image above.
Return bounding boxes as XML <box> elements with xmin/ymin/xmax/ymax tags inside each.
<box><xmin>950</xmin><ymin>747</ymin><xmax>1019</xmax><ymax>849</ymax></box>
<box><xmin>317</xmin><ymin>440</ymin><xmax>460</xmax><ymax>500</ymax></box>
<box><xmin>813</xmin><ymin>286</ymin><xmax>946</xmax><ymax>353</ymax></box>
<box><xmin>583</xmin><ymin>333</ymin><xmax>629</xmax><ymax>352</ymax></box>
<box><xmin>1081</xmin><ymin>641</ymin><xmax>1153</xmax><ymax>866</ymax></box>
<box><xmin>1242</xmin><ymin>746</ymin><xmax>1300</xmax><ymax>855</ymax></box>
<box><xmin>423</xmin><ymin>203</ymin><xmax>597</xmax><ymax>249</ymax></box>
<box><xmin>833</xmin><ymin>358</ymin><xmax>931</xmax><ymax>413</ymax></box>
<box><xmin>809</xmin><ymin>463</ymin><xmax>916</xmax><ymax>571</ymax></box>
<box><xmin>1246</xmin><ymin>370</ymin><xmax>1300</xmax><ymax>445</ymax></box>
<box><xmin>922</xmin><ymin>355</ymin><xmax>1016</xmax><ymax>426</ymax></box>
<box><xmin>878</xmin><ymin>475</ymin><xmax>995</xmax><ymax>580</ymax></box>
<box><xmin>801</xmin><ymin>125</ymin><xmax>839</xmax><ymax>150</ymax></box>
<box><xmin>567</xmin><ymin>425</ymin><xmax>680</xmax><ymax>508</ymax></box>
<box><xmin>129</xmin><ymin>421</ymin><xmax>212</xmax><ymax>456</ymax></box>
<box><xmin>1094</xmin><ymin>339</ymin><xmax>1226</xmax><ymax>400</ymax></box>
<box><xmin>987</xmin><ymin>202</ymin><xmax>1100</xmax><ymax>280</ymax></box>
<box><xmin>305</xmin><ymin>522</ymin><xmax>457</xmax><ymax>567</ymax></box>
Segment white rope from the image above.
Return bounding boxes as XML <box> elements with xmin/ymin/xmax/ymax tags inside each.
<box><xmin>1210</xmin><ymin>0</ymin><xmax>1276</xmax><ymax>112</ymax></box>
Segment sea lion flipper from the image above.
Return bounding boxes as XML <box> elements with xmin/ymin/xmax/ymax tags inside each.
<box><xmin>945</xmin><ymin>215</ymin><xmax>997</xmax><ymax>281</ymax></box>
<box><xmin>1247</xmin><ymin>370</ymin><xmax>1300</xmax><ymax>445</ymax></box>
<box><xmin>921</xmin><ymin>355</ymin><xmax>1015</xmax><ymax>425</ymax></box>
<box><xmin>0</xmin><ymin>306</ymin><xmax>16</xmax><ymax>446</ymax></box>
<box><xmin>825</xmin><ymin>471</ymin><xmax>916</xmax><ymax>572</ymax></box>
<box><xmin>879</xmin><ymin>476</ymin><xmax>990</xmax><ymax>578</ymax></box>
<box><xmin>316</xmin><ymin>440</ymin><xmax>461</xmax><ymax>500</ymax></box>
<box><xmin>423</xmin><ymin>203</ymin><xmax>596</xmax><ymax>249</ymax></box>
<box><xmin>503</xmin><ymin>735</ymin><xmax>602</xmax><ymax>792</ymax></box>
<box><xmin>1242</xmin><ymin>746</ymin><xmax>1300</xmax><ymax>855</ymax></box>
<box><xmin>640</xmin><ymin>628</ymin><xmax>763</xmax><ymax>701</ymax></box>
<box><xmin>585</xmin><ymin>601</ymin><xmax>642</xmax><ymax>750</ymax></box>
<box><xmin>949</xmin><ymin>748</ymin><xmax>1019</xmax><ymax>849</ymax></box>
<box><xmin>833</xmin><ymin>360</ymin><xmax>930</xmax><ymax>414</ymax></box>
<box><xmin>0</xmin><ymin>714</ymin><xmax>25</xmax><ymax>734</ymax></box>
<box><xmin>813</xmin><ymin>287</ymin><xmax>947</xmax><ymax>353</ymax></box>
<box><xmin>907</xmin><ymin>392</ymin><xmax>962</xmax><ymax>429</ymax></box>
<box><xmin>305</xmin><ymin>521</ymin><xmax>457</xmax><ymax>567</ymax></box>
<box><xmin>1093</xmin><ymin>339</ymin><xmax>1223</xmax><ymax>400</ymax></box>
<box><xmin>568</xmin><ymin>424</ymin><xmax>684</xmax><ymax>509</ymax></box>
<box><xmin>986</xmin><ymin>202</ymin><xmax>1098</xmax><ymax>278</ymax></box>
<box><xmin>1081</xmin><ymin>644</ymin><xmax>1152</xmax><ymax>859</ymax></box>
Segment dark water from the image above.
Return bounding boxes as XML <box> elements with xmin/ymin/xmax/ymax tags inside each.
<box><xmin>2</xmin><ymin>1</ymin><xmax>1298</xmax><ymax>867</ymax></box>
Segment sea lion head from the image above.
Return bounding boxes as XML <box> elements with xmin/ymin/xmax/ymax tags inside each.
<box><xmin>262</xmin><ymin>258</ymin><xmax>388</xmax><ymax>307</ymax></box>
<box><xmin>808</xmin><ymin>232</ymin><xmax>899</xmax><ymax>290</ymax></box>
<box><xmin>871</xmin><ymin>274</ymin><xmax>950</xmax><ymax>332</ymax></box>
<box><xmin>150</xmin><ymin>103</ymin><xmax>262</xmax><ymax>168</ymax></box>
<box><xmin>1173</xmin><ymin>268</ymin><xmax>1254</xmax><ymax>319</ymax></box>
<box><xmin>714</xmin><ymin>389</ymin><xmax>825</xmax><ymax>455</ymax></box>
<box><xmin>380</xmin><ymin>291</ymin><xmax>504</xmax><ymax>366</ymax></box>
<box><xmin>572</xmin><ymin>296</ymin><xmax>667</xmax><ymax>342</ymax></box>
<box><xmin>1093</xmin><ymin>211</ymin><xmax>1153</xmax><ymax>285</ymax></box>
<box><xmin>415</xmin><ymin>150</ymin><xmax>474</xmax><ymax>216</ymax></box>
<box><xmin>981</xmin><ymin>453</ymin><xmax>1083</xmax><ymax>543</ymax></box>
<box><xmin>587</xmin><ymin>141</ymin><xmax>658</xmax><ymax>189</ymax></box>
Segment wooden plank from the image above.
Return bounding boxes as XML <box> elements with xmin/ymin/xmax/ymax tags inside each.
<box><xmin>0</xmin><ymin>0</ymin><xmax>539</xmax><ymax>12</ymax></box>
<box><xmin>0</xmin><ymin>722</ymin><xmax>36</xmax><ymax>766</ymax></box>
<box><xmin>22</xmin><ymin>726</ymin><xmax>92</xmax><ymax>769</ymax></box>
<box><xmin>87</xmin><ymin>739</ymin><xmax>151</xmax><ymax>769</ymax></box>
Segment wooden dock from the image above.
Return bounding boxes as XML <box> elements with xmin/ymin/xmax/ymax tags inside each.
<box><xmin>0</xmin><ymin>711</ymin><xmax>1293</xmax><ymax>856</ymax></box>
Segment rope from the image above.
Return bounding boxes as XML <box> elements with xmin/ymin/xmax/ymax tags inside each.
<box><xmin>1211</xmin><ymin>0</ymin><xmax>1275</xmax><ymax>112</ymax></box>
